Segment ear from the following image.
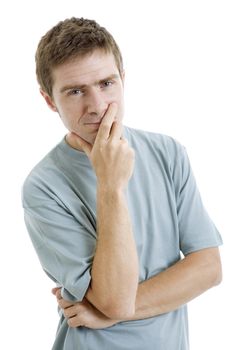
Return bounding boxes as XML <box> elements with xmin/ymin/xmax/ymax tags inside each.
<box><xmin>120</xmin><ymin>70</ymin><xmax>125</xmax><ymax>86</ymax></box>
<box><xmin>40</xmin><ymin>89</ymin><xmax>57</xmax><ymax>112</ymax></box>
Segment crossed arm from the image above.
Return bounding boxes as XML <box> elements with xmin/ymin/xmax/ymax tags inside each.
<box><xmin>54</xmin><ymin>246</ymin><xmax>222</xmax><ymax>329</ymax></box>
<box><xmin>54</xmin><ymin>104</ymin><xmax>222</xmax><ymax>329</ymax></box>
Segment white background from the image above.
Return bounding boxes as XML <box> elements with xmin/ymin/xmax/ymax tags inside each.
<box><xmin>1</xmin><ymin>0</ymin><xmax>232</xmax><ymax>349</ymax></box>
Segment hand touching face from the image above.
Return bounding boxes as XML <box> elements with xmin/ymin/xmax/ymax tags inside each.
<box><xmin>67</xmin><ymin>103</ymin><xmax>135</xmax><ymax>190</ymax></box>
<box><xmin>41</xmin><ymin>50</ymin><xmax>125</xmax><ymax>146</ymax></box>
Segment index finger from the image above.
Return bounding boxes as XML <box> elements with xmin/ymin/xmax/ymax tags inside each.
<box><xmin>109</xmin><ymin>119</ymin><xmax>123</xmax><ymax>141</ymax></box>
<box><xmin>95</xmin><ymin>103</ymin><xmax>118</xmax><ymax>142</ymax></box>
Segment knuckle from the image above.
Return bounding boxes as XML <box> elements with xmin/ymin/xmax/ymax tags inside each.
<box><xmin>63</xmin><ymin>309</ymin><xmax>69</xmax><ymax>318</ymax></box>
<box><xmin>60</xmin><ymin>300</ymin><xmax>69</xmax><ymax>309</ymax></box>
<box><xmin>121</xmin><ymin>138</ymin><xmax>128</xmax><ymax>145</ymax></box>
<box><xmin>130</xmin><ymin>147</ymin><xmax>135</xmax><ymax>157</ymax></box>
<box><xmin>107</xmin><ymin>142</ymin><xmax>117</xmax><ymax>154</ymax></box>
<box><xmin>107</xmin><ymin>137</ymin><xmax>115</xmax><ymax>146</ymax></box>
<box><xmin>102</xmin><ymin>127</ymin><xmax>110</xmax><ymax>137</ymax></box>
<box><xmin>58</xmin><ymin>299</ymin><xmax>64</xmax><ymax>308</ymax></box>
<box><xmin>67</xmin><ymin>318</ymin><xmax>74</xmax><ymax>327</ymax></box>
<box><xmin>100</xmin><ymin>122</ymin><xmax>109</xmax><ymax>131</ymax></box>
<box><xmin>56</xmin><ymin>289</ymin><xmax>61</xmax><ymax>298</ymax></box>
<box><xmin>99</xmin><ymin>140</ymin><xmax>106</xmax><ymax>150</ymax></box>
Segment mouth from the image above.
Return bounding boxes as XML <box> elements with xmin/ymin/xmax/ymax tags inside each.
<box><xmin>85</xmin><ymin>121</ymin><xmax>101</xmax><ymax>125</ymax></box>
<box><xmin>84</xmin><ymin>121</ymin><xmax>102</xmax><ymax>131</ymax></box>
<box><xmin>84</xmin><ymin>115</ymin><xmax>104</xmax><ymax>126</ymax></box>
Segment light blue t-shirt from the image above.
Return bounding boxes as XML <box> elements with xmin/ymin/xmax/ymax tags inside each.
<box><xmin>22</xmin><ymin>127</ymin><xmax>222</xmax><ymax>350</ymax></box>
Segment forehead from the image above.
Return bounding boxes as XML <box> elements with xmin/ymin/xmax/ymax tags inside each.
<box><xmin>52</xmin><ymin>50</ymin><xmax>119</xmax><ymax>90</ymax></box>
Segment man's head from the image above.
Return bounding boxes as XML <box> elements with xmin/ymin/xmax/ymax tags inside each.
<box><xmin>36</xmin><ymin>17</ymin><xmax>125</xmax><ymax>146</ymax></box>
<box><xmin>36</xmin><ymin>17</ymin><xmax>124</xmax><ymax>99</ymax></box>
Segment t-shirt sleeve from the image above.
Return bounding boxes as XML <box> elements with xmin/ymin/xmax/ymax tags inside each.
<box><xmin>172</xmin><ymin>143</ymin><xmax>223</xmax><ymax>255</ymax></box>
<box><xmin>23</xmin><ymin>198</ymin><xmax>96</xmax><ymax>302</ymax></box>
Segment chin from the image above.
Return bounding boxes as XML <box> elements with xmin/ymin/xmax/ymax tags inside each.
<box><xmin>84</xmin><ymin>134</ymin><xmax>97</xmax><ymax>145</ymax></box>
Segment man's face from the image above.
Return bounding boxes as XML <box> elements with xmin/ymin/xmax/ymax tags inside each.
<box><xmin>42</xmin><ymin>50</ymin><xmax>125</xmax><ymax>146</ymax></box>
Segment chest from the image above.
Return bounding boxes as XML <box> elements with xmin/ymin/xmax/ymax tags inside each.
<box><xmin>63</xmin><ymin>154</ymin><xmax>181</xmax><ymax>281</ymax></box>
<box><xmin>126</xmin><ymin>152</ymin><xmax>181</xmax><ymax>280</ymax></box>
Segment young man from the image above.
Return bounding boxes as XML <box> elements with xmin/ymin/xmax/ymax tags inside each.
<box><xmin>22</xmin><ymin>17</ymin><xmax>222</xmax><ymax>350</ymax></box>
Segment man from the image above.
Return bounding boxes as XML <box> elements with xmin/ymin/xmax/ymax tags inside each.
<box><xmin>22</xmin><ymin>17</ymin><xmax>222</xmax><ymax>350</ymax></box>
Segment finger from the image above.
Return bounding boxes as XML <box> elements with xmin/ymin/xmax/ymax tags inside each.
<box><xmin>119</xmin><ymin>136</ymin><xmax>128</xmax><ymax>144</ymax></box>
<box><xmin>58</xmin><ymin>298</ymin><xmax>74</xmax><ymax>309</ymax></box>
<box><xmin>109</xmin><ymin>120</ymin><xmax>123</xmax><ymax>141</ymax></box>
<box><xmin>68</xmin><ymin>316</ymin><xmax>82</xmax><ymax>328</ymax></box>
<box><xmin>67</xmin><ymin>132</ymin><xmax>92</xmax><ymax>156</ymax></box>
<box><xmin>56</xmin><ymin>288</ymin><xmax>62</xmax><ymax>300</ymax></box>
<box><xmin>95</xmin><ymin>103</ymin><xmax>117</xmax><ymax>142</ymax></box>
<box><xmin>51</xmin><ymin>287</ymin><xmax>61</xmax><ymax>296</ymax></box>
<box><xmin>64</xmin><ymin>305</ymin><xmax>77</xmax><ymax>318</ymax></box>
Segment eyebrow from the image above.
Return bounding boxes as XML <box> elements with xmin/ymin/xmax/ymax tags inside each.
<box><xmin>60</xmin><ymin>74</ymin><xmax>120</xmax><ymax>93</ymax></box>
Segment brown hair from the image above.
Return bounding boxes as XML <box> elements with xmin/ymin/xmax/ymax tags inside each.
<box><xmin>35</xmin><ymin>17</ymin><xmax>123</xmax><ymax>97</ymax></box>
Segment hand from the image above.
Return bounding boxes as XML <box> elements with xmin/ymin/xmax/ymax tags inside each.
<box><xmin>52</xmin><ymin>288</ymin><xmax>118</xmax><ymax>329</ymax></box>
<box><xmin>68</xmin><ymin>103</ymin><xmax>135</xmax><ymax>190</ymax></box>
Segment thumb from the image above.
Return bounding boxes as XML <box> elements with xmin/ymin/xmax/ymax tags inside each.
<box><xmin>67</xmin><ymin>132</ymin><xmax>92</xmax><ymax>157</ymax></box>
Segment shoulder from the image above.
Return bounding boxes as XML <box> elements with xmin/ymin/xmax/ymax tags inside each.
<box><xmin>22</xmin><ymin>141</ymin><xmax>63</xmax><ymax>208</ymax></box>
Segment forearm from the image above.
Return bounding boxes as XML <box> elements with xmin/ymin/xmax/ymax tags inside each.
<box><xmin>127</xmin><ymin>247</ymin><xmax>222</xmax><ymax>321</ymax></box>
<box><xmin>58</xmin><ymin>248</ymin><xmax>221</xmax><ymax>329</ymax></box>
<box><xmin>86</xmin><ymin>186</ymin><xmax>139</xmax><ymax>319</ymax></box>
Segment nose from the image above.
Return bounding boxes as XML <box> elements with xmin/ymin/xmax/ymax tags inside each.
<box><xmin>86</xmin><ymin>88</ymin><xmax>108</xmax><ymax>116</ymax></box>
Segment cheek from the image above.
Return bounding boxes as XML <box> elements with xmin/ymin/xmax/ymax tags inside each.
<box><xmin>58</xmin><ymin>100</ymin><xmax>83</xmax><ymax>121</ymax></box>
<box><xmin>117</xmin><ymin>94</ymin><xmax>124</xmax><ymax>119</ymax></box>
<box><xmin>57</xmin><ymin>108</ymin><xmax>80</xmax><ymax>132</ymax></box>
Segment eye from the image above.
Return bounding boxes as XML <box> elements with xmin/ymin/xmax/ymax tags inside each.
<box><xmin>68</xmin><ymin>89</ymin><xmax>83</xmax><ymax>96</ymax></box>
<box><xmin>100</xmin><ymin>80</ymin><xmax>114</xmax><ymax>88</ymax></box>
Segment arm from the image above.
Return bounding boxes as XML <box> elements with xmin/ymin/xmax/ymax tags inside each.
<box><xmin>52</xmin><ymin>288</ymin><xmax>117</xmax><ymax>329</ymax></box>
<box><xmin>130</xmin><ymin>246</ymin><xmax>222</xmax><ymax>320</ymax></box>
<box><xmin>86</xmin><ymin>187</ymin><xmax>138</xmax><ymax>319</ymax></box>
<box><xmin>55</xmin><ymin>247</ymin><xmax>221</xmax><ymax>328</ymax></box>
<box><xmin>69</xmin><ymin>103</ymin><xmax>139</xmax><ymax>319</ymax></box>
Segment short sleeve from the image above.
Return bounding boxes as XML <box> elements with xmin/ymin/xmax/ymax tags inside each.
<box><xmin>173</xmin><ymin>144</ymin><xmax>223</xmax><ymax>255</ymax></box>
<box><xmin>23</xmin><ymin>199</ymin><xmax>96</xmax><ymax>302</ymax></box>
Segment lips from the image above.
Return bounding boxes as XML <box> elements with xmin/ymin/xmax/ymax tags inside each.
<box><xmin>84</xmin><ymin>121</ymin><xmax>102</xmax><ymax>131</ymax></box>
<box><xmin>85</xmin><ymin>121</ymin><xmax>101</xmax><ymax>125</ymax></box>
<box><xmin>84</xmin><ymin>116</ymin><xmax>103</xmax><ymax>125</ymax></box>
<box><xmin>84</xmin><ymin>117</ymin><xmax>103</xmax><ymax>129</ymax></box>
<box><xmin>84</xmin><ymin>112</ymin><xmax>105</xmax><ymax>125</ymax></box>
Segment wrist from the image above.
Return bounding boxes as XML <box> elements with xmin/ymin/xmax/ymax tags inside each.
<box><xmin>97</xmin><ymin>184</ymin><xmax>125</xmax><ymax>197</ymax></box>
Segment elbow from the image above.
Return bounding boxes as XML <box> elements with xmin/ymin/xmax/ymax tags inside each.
<box><xmin>100</xmin><ymin>289</ymin><xmax>137</xmax><ymax>319</ymax></box>
<box><xmin>212</xmin><ymin>261</ymin><xmax>222</xmax><ymax>286</ymax></box>
<box><xmin>86</xmin><ymin>287</ymin><xmax>136</xmax><ymax>320</ymax></box>
<box><xmin>102</xmin><ymin>301</ymin><xmax>136</xmax><ymax>320</ymax></box>
<box><xmin>197</xmin><ymin>247</ymin><xmax>223</xmax><ymax>289</ymax></box>
<box><xmin>209</xmin><ymin>255</ymin><xmax>222</xmax><ymax>287</ymax></box>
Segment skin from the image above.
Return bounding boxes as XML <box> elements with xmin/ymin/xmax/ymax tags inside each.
<box><xmin>41</xmin><ymin>49</ymin><xmax>125</xmax><ymax>148</ymax></box>
<box><xmin>52</xmin><ymin>247</ymin><xmax>222</xmax><ymax>328</ymax></box>
<box><xmin>77</xmin><ymin>104</ymin><xmax>139</xmax><ymax>319</ymax></box>
<box><xmin>42</xmin><ymin>50</ymin><xmax>139</xmax><ymax>319</ymax></box>
<box><xmin>41</xmin><ymin>49</ymin><xmax>222</xmax><ymax>328</ymax></box>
